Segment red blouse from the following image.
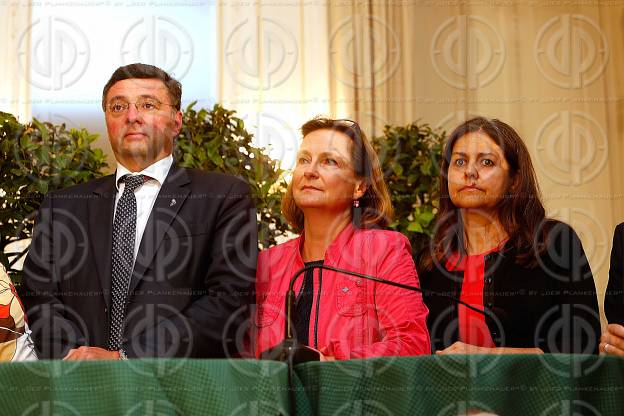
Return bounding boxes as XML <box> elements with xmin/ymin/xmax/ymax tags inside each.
<box><xmin>446</xmin><ymin>245</ymin><xmax>505</xmax><ymax>348</ymax></box>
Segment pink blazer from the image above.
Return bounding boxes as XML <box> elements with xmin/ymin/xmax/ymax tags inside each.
<box><xmin>254</xmin><ymin>225</ymin><xmax>430</xmax><ymax>359</ymax></box>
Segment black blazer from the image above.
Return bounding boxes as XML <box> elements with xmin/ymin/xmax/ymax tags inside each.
<box><xmin>420</xmin><ymin>221</ymin><xmax>601</xmax><ymax>354</ymax></box>
<box><xmin>605</xmin><ymin>222</ymin><xmax>624</xmax><ymax>324</ymax></box>
<box><xmin>22</xmin><ymin>165</ymin><xmax>257</xmax><ymax>359</ymax></box>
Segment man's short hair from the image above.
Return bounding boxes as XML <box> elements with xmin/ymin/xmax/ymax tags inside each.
<box><xmin>102</xmin><ymin>63</ymin><xmax>182</xmax><ymax>111</ymax></box>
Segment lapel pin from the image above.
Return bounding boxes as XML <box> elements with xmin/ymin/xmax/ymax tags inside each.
<box><xmin>170</xmin><ymin>199</ymin><xmax>177</xmax><ymax>207</ymax></box>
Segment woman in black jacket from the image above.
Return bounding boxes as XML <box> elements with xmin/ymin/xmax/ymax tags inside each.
<box><xmin>601</xmin><ymin>223</ymin><xmax>624</xmax><ymax>355</ymax></box>
<box><xmin>419</xmin><ymin>117</ymin><xmax>600</xmax><ymax>355</ymax></box>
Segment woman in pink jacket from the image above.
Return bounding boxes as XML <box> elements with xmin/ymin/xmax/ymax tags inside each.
<box><xmin>254</xmin><ymin>117</ymin><xmax>430</xmax><ymax>360</ymax></box>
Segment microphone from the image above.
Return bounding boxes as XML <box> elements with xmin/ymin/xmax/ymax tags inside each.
<box><xmin>260</xmin><ymin>263</ymin><xmax>488</xmax><ymax>364</ymax></box>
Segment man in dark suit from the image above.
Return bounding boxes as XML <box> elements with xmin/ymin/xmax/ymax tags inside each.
<box><xmin>22</xmin><ymin>63</ymin><xmax>257</xmax><ymax>360</ymax></box>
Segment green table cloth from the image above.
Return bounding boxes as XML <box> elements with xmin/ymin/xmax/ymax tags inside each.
<box><xmin>0</xmin><ymin>359</ymin><xmax>290</xmax><ymax>415</ymax></box>
<box><xmin>0</xmin><ymin>355</ymin><xmax>622</xmax><ymax>415</ymax></box>
<box><xmin>295</xmin><ymin>354</ymin><xmax>624</xmax><ymax>415</ymax></box>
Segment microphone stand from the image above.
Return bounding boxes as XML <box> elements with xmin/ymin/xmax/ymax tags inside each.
<box><xmin>260</xmin><ymin>266</ymin><xmax>322</xmax><ymax>416</ymax></box>
<box><xmin>259</xmin><ymin>265</ymin><xmax>321</xmax><ymax>364</ymax></box>
<box><xmin>261</xmin><ymin>263</ymin><xmax>489</xmax><ymax>361</ymax></box>
<box><xmin>260</xmin><ymin>263</ymin><xmax>491</xmax><ymax>416</ymax></box>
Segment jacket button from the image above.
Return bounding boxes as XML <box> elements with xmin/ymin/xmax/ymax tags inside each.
<box><xmin>355</xmin><ymin>280</ymin><xmax>362</xmax><ymax>286</ymax></box>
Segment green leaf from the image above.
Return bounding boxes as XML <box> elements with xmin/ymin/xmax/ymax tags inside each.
<box><xmin>407</xmin><ymin>222</ymin><xmax>423</xmax><ymax>233</ymax></box>
<box><xmin>392</xmin><ymin>163</ymin><xmax>403</xmax><ymax>177</ymax></box>
<box><xmin>416</xmin><ymin>210</ymin><xmax>435</xmax><ymax>227</ymax></box>
<box><xmin>420</xmin><ymin>159</ymin><xmax>432</xmax><ymax>175</ymax></box>
<box><xmin>17</xmin><ymin>133</ymin><xmax>26</xmax><ymax>149</ymax></box>
<box><xmin>36</xmin><ymin>180</ymin><xmax>48</xmax><ymax>194</ymax></box>
<box><xmin>206</xmin><ymin>146</ymin><xmax>223</xmax><ymax>167</ymax></box>
<box><xmin>32</xmin><ymin>118</ymin><xmax>49</xmax><ymax>142</ymax></box>
<box><xmin>183</xmin><ymin>153</ymin><xmax>195</xmax><ymax>166</ymax></box>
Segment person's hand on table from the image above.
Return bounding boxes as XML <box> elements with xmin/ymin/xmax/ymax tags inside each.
<box><xmin>436</xmin><ymin>341</ymin><xmax>493</xmax><ymax>355</ymax></box>
<box><xmin>600</xmin><ymin>324</ymin><xmax>624</xmax><ymax>356</ymax></box>
<box><xmin>318</xmin><ymin>347</ymin><xmax>335</xmax><ymax>361</ymax></box>
<box><xmin>436</xmin><ymin>341</ymin><xmax>544</xmax><ymax>355</ymax></box>
<box><xmin>63</xmin><ymin>346</ymin><xmax>120</xmax><ymax>360</ymax></box>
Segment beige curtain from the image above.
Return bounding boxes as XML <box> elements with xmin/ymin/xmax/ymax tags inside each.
<box><xmin>0</xmin><ymin>2</ymin><xmax>31</xmax><ymax>121</ymax></box>
<box><xmin>328</xmin><ymin>2</ymin><xmax>623</xmax><ymax>327</ymax></box>
<box><xmin>217</xmin><ymin>2</ymin><xmax>333</xmax><ymax>171</ymax></box>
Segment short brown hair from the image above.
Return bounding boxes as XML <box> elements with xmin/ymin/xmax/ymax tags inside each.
<box><xmin>281</xmin><ymin>117</ymin><xmax>393</xmax><ymax>232</ymax></box>
<box><xmin>102</xmin><ymin>63</ymin><xmax>182</xmax><ymax>111</ymax></box>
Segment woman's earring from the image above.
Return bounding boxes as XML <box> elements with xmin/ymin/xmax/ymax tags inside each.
<box><xmin>353</xmin><ymin>199</ymin><xmax>361</xmax><ymax>227</ymax></box>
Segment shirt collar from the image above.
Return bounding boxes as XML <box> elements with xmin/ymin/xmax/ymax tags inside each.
<box><xmin>445</xmin><ymin>239</ymin><xmax>509</xmax><ymax>271</ymax></box>
<box><xmin>115</xmin><ymin>155</ymin><xmax>173</xmax><ymax>190</ymax></box>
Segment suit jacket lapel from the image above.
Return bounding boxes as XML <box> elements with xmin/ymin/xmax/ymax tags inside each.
<box><xmin>129</xmin><ymin>165</ymin><xmax>191</xmax><ymax>296</ymax></box>
<box><xmin>89</xmin><ymin>175</ymin><xmax>116</xmax><ymax>308</ymax></box>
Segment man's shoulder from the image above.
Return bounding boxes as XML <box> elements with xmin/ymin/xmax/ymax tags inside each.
<box><xmin>46</xmin><ymin>175</ymin><xmax>115</xmax><ymax>198</ymax></box>
<box><xmin>175</xmin><ymin>167</ymin><xmax>248</xmax><ymax>190</ymax></box>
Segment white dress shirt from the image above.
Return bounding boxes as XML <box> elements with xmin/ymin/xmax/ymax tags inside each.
<box><xmin>114</xmin><ymin>155</ymin><xmax>173</xmax><ymax>262</ymax></box>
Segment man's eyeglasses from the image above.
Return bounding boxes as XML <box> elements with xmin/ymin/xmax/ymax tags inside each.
<box><xmin>105</xmin><ymin>97</ymin><xmax>175</xmax><ymax>116</ymax></box>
